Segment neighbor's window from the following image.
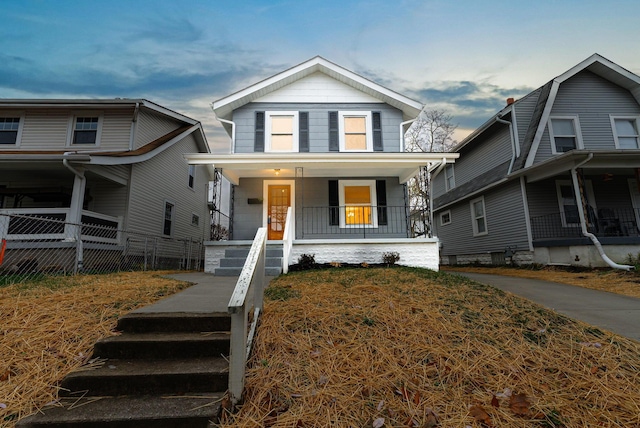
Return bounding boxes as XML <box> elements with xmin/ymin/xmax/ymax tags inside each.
<box><xmin>445</xmin><ymin>164</ymin><xmax>455</xmax><ymax>190</ymax></box>
<box><xmin>339</xmin><ymin>111</ymin><xmax>372</xmax><ymax>151</ymax></box>
<box><xmin>72</xmin><ymin>116</ymin><xmax>101</xmax><ymax>145</ymax></box>
<box><xmin>549</xmin><ymin>117</ymin><xmax>581</xmax><ymax>153</ymax></box>
<box><xmin>611</xmin><ymin>117</ymin><xmax>640</xmax><ymax>149</ymax></box>
<box><xmin>470</xmin><ymin>196</ymin><xmax>487</xmax><ymax>236</ymax></box>
<box><xmin>163</xmin><ymin>201</ymin><xmax>175</xmax><ymax>236</ymax></box>
<box><xmin>188</xmin><ymin>164</ymin><xmax>196</xmax><ymax>189</ymax></box>
<box><xmin>266</xmin><ymin>111</ymin><xmax>298</xmax><ymax>152</ymax></box>
<box><xmin>0</xmin><ymin>117</ymin><xmax>21</xmax><ymax>145</ymax></box>
<box><xmin>191</xmin><ymin>213</ymin><xmax>200</xmax><ymax>226</ymax></box>
<box><xmin>440</xmin><ymin>210</ymin><xmax>451</xmax><ymax>226</ymax></box>
<box><xmin>338</xmin><ymin>180</ymin><xmax>377</xmax><ymax>227</ymax></box>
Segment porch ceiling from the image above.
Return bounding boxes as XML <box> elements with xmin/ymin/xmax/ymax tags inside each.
<box><xmin>184</xmin><ymin>152</ymin><xmax>459</xmax><ymax>185</ymax></box>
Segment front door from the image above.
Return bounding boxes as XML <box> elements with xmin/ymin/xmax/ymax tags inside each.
<box><xmin>267</xmin><ymin>184</ymin><xmax>291</xmax><ymax>240</ymax></box>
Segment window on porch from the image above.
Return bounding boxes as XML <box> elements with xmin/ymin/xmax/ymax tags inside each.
<box><xmin>338</xmin><ymin>180</ymin><xmax>378</xmax><ymax>228</ymax></box>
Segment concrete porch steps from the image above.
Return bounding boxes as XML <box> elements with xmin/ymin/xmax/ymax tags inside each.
<box><xmin>17</xmin><ymin>312</ymin><xmax>231</xmax><ymax>428</ymax></box>
<box><xmin>214</xmin><ymin>244</ymin><xmax>283</xmax><ymax>276</ymax></box>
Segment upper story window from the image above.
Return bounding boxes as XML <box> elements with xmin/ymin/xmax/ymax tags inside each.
<box><xmin>445</xmin><ymin>164</ymin><xmax>455</xmax><ymax>190</ymax></box>
<box><xmin>470</xmin><ymin>196</ymin><xmax>488</xmax><ymax>236</ymax></box>
<box><xmin>611</xmin><ymin>116</ymin><xmax>640</xmax><ymax>149</ymax></box>
<box><xmin>0</xmin><ymin>117</ymin><xmax>22</xmax><ymax>145</ymax></box>
<box><xmin>549</xmin><ymin>116</ymin><xmax>582</xmax><ymax>154</ymax></box>
<box><xmin>339</xmin><ymin>111</ymin><xmax>372</xmax><ymax>152</ymax></box>
<box><xmin>266</xmin><ymin>111</ymin><xmax>299</xmax><ymax>152</ymax></box>
<box><xmin>188</xmin><ymin>164</ymin><xmax>196</xmax><ymax>189</ymax></box>
<box><xmin>68</xmin><ymin>114</ymin><xmax>103</xmax><ymax>146</ymax></box>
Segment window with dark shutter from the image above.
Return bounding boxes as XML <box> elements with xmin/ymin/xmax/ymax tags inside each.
<box><xmin>255</xmin><ymin>111</ymin><xmax>265</xmax><ymax>152</ymax></box>
<box><xmin>328</xmin><ymin>111</ymin><xmax>339</xmax><ymax>152</ymax></box>
<box><xmin>372</xmin><ymin>112</ymin><xmax>383</xmax><ymax>151</ymax></box>
<box><xmin>299</xmin><ymin>112</ymin><xmax>309</xmax><ymax>152</ymax></box>
<box><xmin>328</xmin><ymin>180</ymin><xmax>339</xmax><ymax>225</ymax></box>
<box><xmin>375</xmin><ymin>180</ymin><xmax>388</xmax><ymax>225</ymax></box>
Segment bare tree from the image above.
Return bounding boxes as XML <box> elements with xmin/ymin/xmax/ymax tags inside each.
<box><xmin>405</xmin><ymin>109</ymin><xmax>457</xmax><ymax>237</ymax></box>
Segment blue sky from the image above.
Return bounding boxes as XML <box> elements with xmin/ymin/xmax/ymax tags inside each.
<box><xmin>2</xmin><ymin>0</ymin><xmax>640</xmax><ymax>152</ymax></box>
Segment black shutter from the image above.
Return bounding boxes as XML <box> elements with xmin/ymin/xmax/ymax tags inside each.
<box><xmin>254</xmin><ymin>111</ymin><xmax>265</xmax><ymax>152</ymax></box>
<box><xmin>376</xmin><ymin>179</ymin><xmax>388</xmax><ymax>226</ymax></box>
<box><xmin>328</xmin><ymin>111</ymin><xmax>339</xmax><ymax>152</ymax></box>
<box><xmin>372</xmin><ymin>111</ymin><xmax>383</xmax><ymax>152</ymax></box>
<box><xmin>328</xmin><ymin>180</ymin><xmax>339</xmax><ymax>226</ymax></box>
<box><xmin>299</xmin><ymin>112</ymin><xmax>309</xmax><ymax>152</ymax></box>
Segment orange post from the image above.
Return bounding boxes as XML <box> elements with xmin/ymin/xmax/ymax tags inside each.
<box><xmin>0</xmin><ymin>239</ymin><xmax>6</xmax><ymax>266</ymax></box>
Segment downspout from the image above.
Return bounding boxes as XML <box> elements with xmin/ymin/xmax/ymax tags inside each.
<box><xmin>570</xmin><ymin>153</ymin><xmax>633</xmax><ymax>271</ymax></box>
<box><xmin>495</xmin><ymin>114</ymin><xmax>518</xmax><ymax>174</ymax></box>
<box><xmin>211</xmin><ymin>104</ymin><xmax>236</xmax><ymax>153</ymax></box>
<box><xmin>400</xmin><ymin>118</ymin><xmax>418</xmax><ymax>152</ymax></box>
<box><xmin>128</xmin><ymin>101</ymin><xmax>140</xmax><ymax>150</ymax></box>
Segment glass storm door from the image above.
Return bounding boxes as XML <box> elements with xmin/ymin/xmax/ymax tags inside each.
<box><xmin>267</xmin><ymin>184</ymin><xmax>291</xmax><ymax>240</ymax></box>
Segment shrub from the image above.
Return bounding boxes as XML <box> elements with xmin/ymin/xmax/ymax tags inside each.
<box><xmin>297</xmin><ymin>253</ymin><xmax>317</xmax><ymax>270</ymax></box>
<box><xmin>382</xmin><ymin>251</ymin><xmax>400</xmax><ymax>266</ymax></box>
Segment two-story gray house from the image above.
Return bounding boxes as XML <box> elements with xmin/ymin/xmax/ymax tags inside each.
<box><xmin>0</xmin><ymin>99</ymin><xmax>212</xmax><ymax>271</ymax></box>
<box><xmin>433</xmin><ymin>54</ymin><xmax>640</xmax><ymax>268</ymax></box>
<box><xmin>186</xmin><ymin>56</ymin><xmax>458</xmax><ymax>274</ymax></box>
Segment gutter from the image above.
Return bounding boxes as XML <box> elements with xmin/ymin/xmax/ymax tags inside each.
<box><xmin>128</xmin><ymin>101</ymin><xmax>140</xmax><ymax>150</ymax></box>
<box><xmin>211</xmin><ymin>104</ymin><xmax>236</xmax><ymax>152</ymax></box>
<box><xmin>428</xmin><ymin>157</ymin><xmax>448</xmax><ymax>236</ymax></box>
<box><xmin>495</xmin><ymin>111</ymin><xmax>519</xmax><ymax>175</ymax></box>
<box><xmin>570</xmin><ymin>153</ymin><xmax>633</xmax><ymax>271</ymax></box>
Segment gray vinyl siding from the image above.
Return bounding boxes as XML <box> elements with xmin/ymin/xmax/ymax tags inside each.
<box><xmin>231</xmin><ymin>176</ymin><xmax>407</xmax><ymax>240</ymax></box>
<box><xmin>7</xmin><ymin>108</ymin><xmax>132</xmax><ymax>151</ymax></box>
<box><xmin>126</xmin><ymin>134</ymin><xmax>210</xmax><ymax>239</ymax></box>
<box><xmin>534</xmin><ymin>70</ymin><xmax>640</xmax><ymax>164</ymax></box>
<box><xmin>513</xmin><ymin>89</ymin><xmax>541</xmax><ymax>151</ymax></box>
<box><xmin>232</xmin><ymin>103</ymin><xmax>403</xmax><ymax>153</ymax></box>
<box><xmin>134</xmin><ymin>109</ymin><xmax>184</xmax><ymax>149</ymax></box>
<box><xmin>436</xmin><ymin>180</ymin><xmax>528</xmax><ymax>256</ymax></box>
<box><xmin>89</xmin><ymin>179</ymin><xmax>129</xmax><ymax>218</ymax></box>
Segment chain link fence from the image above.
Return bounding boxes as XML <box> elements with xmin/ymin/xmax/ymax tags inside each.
<box><xmin>0</xmin><ymin>213</ymin><xmax>204</xmax><ymax>286</ymax></box>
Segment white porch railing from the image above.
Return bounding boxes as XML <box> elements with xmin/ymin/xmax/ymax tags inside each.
<box><xmin>0</xmin><ymin>208</ymin><xmax>122</xmax><ymax>244</ymax></box>
<box><xmin>227</xmin><ymin>227</ymin><xmax>267</xmax><ymax>405</ymax></box>
<box><xmin>282</xmin><ymin>207</ymin><xmax>293</xmax><ymax>274</ymax></box>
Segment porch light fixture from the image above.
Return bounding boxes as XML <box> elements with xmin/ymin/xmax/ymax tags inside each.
<box><xmin>274</xmin><ymin>169</ymin><xmax>280</xmax><ymax>176</ymax></box>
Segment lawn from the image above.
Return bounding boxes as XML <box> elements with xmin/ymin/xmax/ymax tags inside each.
<box><xmin>0</xmin><ymin>271</ymin><xmax>190</xmax><ymax>427</ymax></box>
<box><xmin>222</xmin><ymin>267</ymin><xmax>640</xmax><ymax>427</ymax></box>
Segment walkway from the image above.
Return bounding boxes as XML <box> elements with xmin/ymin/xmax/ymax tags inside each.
<box><xmin>453</xmin><ymin>271</ymin><xmax>640</xmax><ymax>342</ymax></box>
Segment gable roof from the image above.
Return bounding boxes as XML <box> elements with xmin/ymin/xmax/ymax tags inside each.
<box><xmin>212</xmin><ymin>56</ymin><xmax>423</xmax><ymax>123</ymax></box>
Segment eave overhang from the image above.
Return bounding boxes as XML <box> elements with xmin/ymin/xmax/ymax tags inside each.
<box><xmin>184</xmin><ymin>152</ymin><xmax>458</xmax><ymax>185</ymax></box>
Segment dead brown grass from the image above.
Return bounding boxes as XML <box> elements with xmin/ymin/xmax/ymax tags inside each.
<box><xmin>442</xmin><ymin>265</ymin><xmax>640</xmax><ymax>299</ymax></box>
<box><xmin>0</xmin><ymin>271</ymin><xmax>190</xmax><ymax>428</ymax></box>
<box><xmin>222</xmin><ymin>267</ymin><xmax>640</xmax><ymax>427</ymax></box>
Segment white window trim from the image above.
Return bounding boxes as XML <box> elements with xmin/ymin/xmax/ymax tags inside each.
<box><xmin>470</xmin><ymin>196</ymin><xmax>488</xmax><ymax>237</ymax></box>
<box><xmin>188</xmin><ymin>164</ymin><xmax>196</xmax><ymax>190</ymax></box>
<box><xmin>549</xmin><ymin>115</ymin><xmax>583</xmax><ymax>154</ymax></box>
<box><xmin>338</xmin><ymin>111</ymin><xmax>373</xmax><ymax>152</ymax></box>
<box><xmin>162</xmin><ymin>199</ymin><xmax>175</xmax><ymax>237</ymax></box>
<box><xmin>555</xmin><ymin>180</ymin><xmax>597</xmax><ymax>227</ymax></box>
<box><xmin>610</xmin><ymin>115</ymin><xmax>640</xmax><ymax>149</ymax></box>
<box><xmin>265</xmin><ymin>111</ymin><xmax>299</xmax><ymax>153</ymax></box>
<box><xmin>440</xmin><ymin>210</ymin><xmax>451</xmax><ymax>226</ymax></box>
<box><xmin>338</xmin><ymin>179</ymin><xmax>378</xmax><ymax>228</ymax></box>
<box><xmin>445</xmin><ymin>164</ymin><xmax>455</xmax><ymax>191</ymax></box>
<box><xmin>66</xmin><ymin>112</ymin><xmax>104</xmax><ymax>147</ymax></box>
<box><xmin>0</xmin><ymin>112</ymin><xmax>25</xmax><ymax>146</ymax></box>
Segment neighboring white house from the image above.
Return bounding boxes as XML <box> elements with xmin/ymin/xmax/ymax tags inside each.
<box><xmin>0</xmin><ymin>99</ymin><xmax>213</xmax><ymax>271</ymax></box>
<box><xmin>185</xmin><ymin>56</ymin><xmax>458</xmax><ymax>274</ymax></box>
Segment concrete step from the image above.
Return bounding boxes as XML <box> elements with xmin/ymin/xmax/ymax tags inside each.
<box><xmin>224</xmin><ymin>247</ymin><xmax>283</xmax><ymax>258</ymax></box>
<box><xmin>93</xmin><ymin>332</ymin><xmax>230</xmax><ymax>360</ymax></box>
<box><xmin>214</xmin><ymin>266</ymin><xmax>282</xmax><ymax>277</ymax></box>
<box><xmin>220</xmin><ymin>257</ymin><xmax>282</xmax><ymax>268</ymax></box>
<box><xmin>60</xmin><ymin>357</ymin><xmax>228</xmax><ymax>396</ymax></box>
<box><xmin>116</xmin><ymin>313</ymin><xmax>231</xmax><ymax>333</ymax></box>
<box><xmin>16</xmin><ymin>394</ymin><xmax>222</xmax><ymax>428</ymax></box>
